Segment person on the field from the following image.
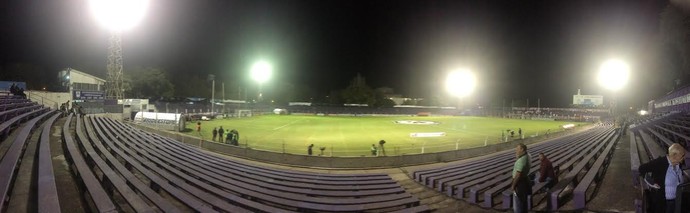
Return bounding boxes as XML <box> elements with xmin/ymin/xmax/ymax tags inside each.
<box><xmin>379</xmin><ymin>140</ymin><xmax>386</xmax><ymax>156</ymax></box>
<box><xmin>225</xmin><ymin>131</ymin><xmax>236</xmax><ymax>146</ymax></box>
<box><xmin>212</xmin><ymin>127</ymin><xmax>218</xmax><ymax>141</ymax></box>
<box><xmin>371</xmin><ymin>144</ymin><xmax>378</xmax><ymax>156</ymax></box>
<box><xmin>230</xmin><ymin>130</ymin><xmax>236</xmax><ymax>145</ymax></box>
<box><xmin>518</xmin><ymin>128</ymin><xmax>523</xmax><ymax>137</ymax></box>
<box><xmin>308</xmin><ymin>144</ymin><xmax>314</xmax><ymax>156</ymax></box>
<box><xmin>196</xmin><ymin>122</ymin><xmax>201</xmax><ymax>133</ymax></box>
<box><xmin>218</xmin><ymin>126</ymin><xmax>224</xmax><ymax>142</ymax></box>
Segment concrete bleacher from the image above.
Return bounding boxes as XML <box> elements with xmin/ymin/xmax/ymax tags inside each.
<box><xmin>0</xmin><ymin>96</ymin><xmax>57</xmax><ymax>212</ymax></box>
<box><xmin>3</xmin><ymin>93</ymin><xmax>646</xmax><ymax>212</ymax></box>
<box><xmin>628</xmin><ymin>113</ymin><xmax>690</xmax><ymax>212</ymax></box>
<box><xmin>411</xmin><ymin>123</ymin><xmax>620</xmax><ymax>211</ymax></box>
<box><xmin>50</xmin><ymin>114</ymin><xmax>429</xmax><ymax>212</ymax></box>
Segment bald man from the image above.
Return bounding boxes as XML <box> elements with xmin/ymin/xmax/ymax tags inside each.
<box><xmin>638</xmin><ymin>143</ymin><xmax>687</xmax><ymax>213</ymax></box>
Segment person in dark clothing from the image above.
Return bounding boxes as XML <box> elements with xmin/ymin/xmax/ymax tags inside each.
<box><xmin>638</xmin><ymin>143</ymin><xmax>687</xmax><ymax>213</ymax></box>
<box><xmin>218</xmin><ymin>127</ymin><xmax>224</xmax><ymax>142</ymax></box>
<box><xmin>9</xmin><ymin>83</ymin><xmax>18</xmax><ymax>95</ymax></box>
<box><xmin>231</xmin><ymin>129</ymin><xmax>239</xmax><ymax>145</ymax></box>
<box><xmin>378</xmin><ymin>140</ymin><xmax>386</xmax><ymax>156</ymax></box>
<box><xmin>518</xmin><ymin>128</ymin><xmax>523</xmax><ymax>137</ymax></box>
<box><xmin>371</xmin><ymin>144</ymin><xmax>378</xmax><ymax>156</ymax></box>
<box><xmin>511</xmin><ymin>143</ymin><xmax>531</xmax><ymax>213</ymax></box>
<box><xmin>212</xmin><ymin>128</ymin><xmax>218</xmax><ymax>141</ymax></box>
<box><xmin>535</xmin><ymin>153</ymin><xmax>557</xmax><ymax>190</ymax></box>
<box><xmin>308</xmin><ymin>144</ymin><xmax>314</xmax><ymax>155</ymax></box>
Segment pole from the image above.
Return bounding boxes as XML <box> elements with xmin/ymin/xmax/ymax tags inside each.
<box><xmin>211</xmin><ymin>80</ymin><xmax>215</xmax><ymax>114</ymax></box>
<box><xmin>502</xmin><ymin>98</ymin><xmax>505</xmax><ymax>117</ymax></box>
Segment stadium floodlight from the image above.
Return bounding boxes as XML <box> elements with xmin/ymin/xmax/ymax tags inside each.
<box><xmin>445</xmin><ymin>69</ymin><xmax>476</xmax><ymax>98</ymax></box>
<box><xmin>90</xmin><ymin>0</ymin><xmax>149</xmax><ymax>100</ymax></box>
<box><xmin>90</xmin><ymin>0</ymin><xmax>149</xmax><ymax>32</ymax></box>
<box><xmin>251</xmin><ymin>60</ymin><xmax>273</xmax><ymax>84</ymax></box>
<box><xmin>597</xmin><ymin>59</ymin><xmax>629</xmax><ymax>91</ymax></box>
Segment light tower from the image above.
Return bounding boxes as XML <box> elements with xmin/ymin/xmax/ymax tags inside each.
<box><xmin>106</xmin><ymin>34</ymin><xmax>124</xmax><ymax>99</ymax></box>
<box><xmin>597</xmin><ymin>58</ymin><xmax>630</xmax><ymax>117</ymax></box>
<box><xmin>445</xmin><ymin>68</ymin><xmax>477</xmax><ymax>109</ymax></box>
<box><xmin>250</xmin><ymin>60</ymin><xmax>273</xmax><ymax>102</ymax></box>
<box><xmin>90</xmin><ymin>0</ymin><xmax>148</xmax><ymax>100</ymax></box>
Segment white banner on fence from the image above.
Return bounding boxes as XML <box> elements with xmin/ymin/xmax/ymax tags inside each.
<box><xmin>409</xmin><ymin>132</ymin><xmax>446</xmax><ymax>137</ymax></box>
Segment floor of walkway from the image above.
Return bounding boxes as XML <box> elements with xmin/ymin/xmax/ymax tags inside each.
<box><xmin>583</xmin><ymin>132</ymin><xmax>637</xmax><ymax>212</ymax></box>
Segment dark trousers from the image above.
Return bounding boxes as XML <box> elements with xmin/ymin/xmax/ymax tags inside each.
<box><xmin>513</xmin><ymin>191</ymin><xmax>528</xmax><ymax>213</ymax></box>
<box><xmin>666</xmin><ymin>200</ymin><xmax>675</xmax><ymax>213</ymax></box>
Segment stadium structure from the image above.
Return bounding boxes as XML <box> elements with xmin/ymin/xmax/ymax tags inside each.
<box><xmin>0</xmin><ymin>76</ymin><xmax>690</xmax><ymax>212</ymax></box>
<box><xmin>1</xmin><ymin>70</ymin><xmax>689</xmax><ymax>212</ymax></box>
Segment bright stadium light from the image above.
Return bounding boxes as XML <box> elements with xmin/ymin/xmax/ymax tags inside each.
<box><xmin>445</xmin><ymin>69</ymin><xmax>476</xmax><ymax>98</ymax></box>
<box><xmin>251</xmin><ymin>60</ymin><xmax>273</xmax><ymax>84</ymax></box>
<box><xmin>90</xmin><ymin>0</ymin><xmax>149</xmax><ymax>32</ymax></box>
<box><xmin>597</xmin><ymin>59</ymin><xmax>629</xmax><ymax>91</ymax></box>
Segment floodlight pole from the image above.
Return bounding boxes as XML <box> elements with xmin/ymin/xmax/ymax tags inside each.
<box><xmin>211</xmin><ymin>79</ymin><xmax>215</xmax><ymax>114</ymax></box>
<box><xmin>106</xmin><ymin>33</ymin><xmax>124</xmax><ymax>100</ymax></box>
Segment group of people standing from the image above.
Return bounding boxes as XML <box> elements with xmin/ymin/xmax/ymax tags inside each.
<box><xmin>8</xmin><ymin>83</ymin><xmax>26</xmax><ymax>98</ymax></box>
<box><xmin>212</xmin><ymin>126</ymin><xmax>240</xmax><ymax>146</ymax></box>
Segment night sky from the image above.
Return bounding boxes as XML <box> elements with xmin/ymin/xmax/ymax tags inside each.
<box><xmin>0</xmin><ymin>0</ymin><xmax>669</xmax><ymax>107</ymax></box>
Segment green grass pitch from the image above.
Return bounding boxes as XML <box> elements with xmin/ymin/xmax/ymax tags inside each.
<box><xmin>185</xmin><ymin>115</ymin><xmax>588</xmax><ymax>156</ymax></box>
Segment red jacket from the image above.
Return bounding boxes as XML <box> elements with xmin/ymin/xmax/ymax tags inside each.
<box><xmin>539</xmin><ymin>158</ymin><xmax>557</xmax><ymax>182</ymax></box>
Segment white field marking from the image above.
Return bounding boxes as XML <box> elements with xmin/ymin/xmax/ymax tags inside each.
<box><xmin>273</xmin><ymin>119</ymin><xmax>304</xmax><ymax>130</ymax></box>
<box><xmin>429</xmin><ymin>124</ymin><xmax>494</xmax><ymax>137</ymax></box>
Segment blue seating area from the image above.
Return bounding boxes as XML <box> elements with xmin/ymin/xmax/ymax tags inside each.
<box><xmin>629</xmin><ymin>112</ymin><xmax>690</xmax><ymax>212</ymax></box>
<box><xmin>412</xmin><ymin>123</ymin><xmax>620</xmax><ymax>211</ymax></box>
<box><xmin>57</xmin><ymin>114</ymin><xmax>429</xmax><ymax>212</ymax></box>
<box><xmin>0</xmin><ymin>96</ymin><xmax>57</xmax><ymax>212</ymax></box>
<box><xmin>0</xmin><ymin>92</ymin><xmax>429</xmax><ymax>212</ymax></box>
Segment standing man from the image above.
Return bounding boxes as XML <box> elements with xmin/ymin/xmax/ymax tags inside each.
<box><xmin>638</xmin><ymin>143</ymin><xmax>687</xmax><ymax>213</ymax></box>
<box><xmin>196</xmin><ymin>122</ymin><xmax>201</xmax><ymax>133</ymax></box>
<box><xmin>218</xmin><ymin>126</ymin><xmax>225</xmax><ymax>142</ymax></box>
<box><xmin>511</xmin><ymin>143</ymin><xmax>531</xmax><ymax>213</ymax></box>
<box><xmin>519</xmin><ymin>128</ymin><xmax>523</xmax><ymax>138</ymax></box>
<box><xmin>308</xmin><ymin>144</ymin><xmax>314</xmax><ymax>156</ymax></box>
<box><xmin>379</xmin><ymin>140</ymin><xmax>386</xmax><ymax>156</ymax></box>
<box><xmin>212</xmin><ymin>127</ymin><xmax>218</xmax><ymax>142</ymax></box>
<box><xmin>371</xmin><ymin>144</ymin><xmax>378</xmax><ymax>156</ymax></box>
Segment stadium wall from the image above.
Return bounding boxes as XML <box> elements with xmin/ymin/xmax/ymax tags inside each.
<box><xmin>132</xmin><ymin>123</ymin><xmax>593</xmax><ymax>168</ymax></box>
<box><xmin>651</xmin><ymin>85</ymin><xmax>690</xmax><ymax>113</ymax></box>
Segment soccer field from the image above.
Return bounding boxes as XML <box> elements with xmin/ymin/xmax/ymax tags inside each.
<box><xmin>185</xmin><ymin>115</ymin><xmax>588</xmax><ymax>156</ymax></box>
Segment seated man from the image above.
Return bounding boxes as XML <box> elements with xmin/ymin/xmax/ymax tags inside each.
<box><xmin>533</xmin><ymin>153</ymin><xmax>557</xmax><ymax>191</ymax></box>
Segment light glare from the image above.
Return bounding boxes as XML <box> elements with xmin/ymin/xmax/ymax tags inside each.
<box><xmin>251</xmin><ymin>61</ymin><xmax>273</xmax><ymax>84</ymax></box>
<box><xmin>445</xmin><ymin>69</ymin><xmax>476</xmax><ymax>98</ymax></box>
<box><xmin>90</xmin><ymin>0</ymin><xmax>149</xmax><ymax>31</ymax></box>
<box><xmin>597</xmin><ymin>59</ymin><xmax>629</xmax><ymax>91</ymax></box>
